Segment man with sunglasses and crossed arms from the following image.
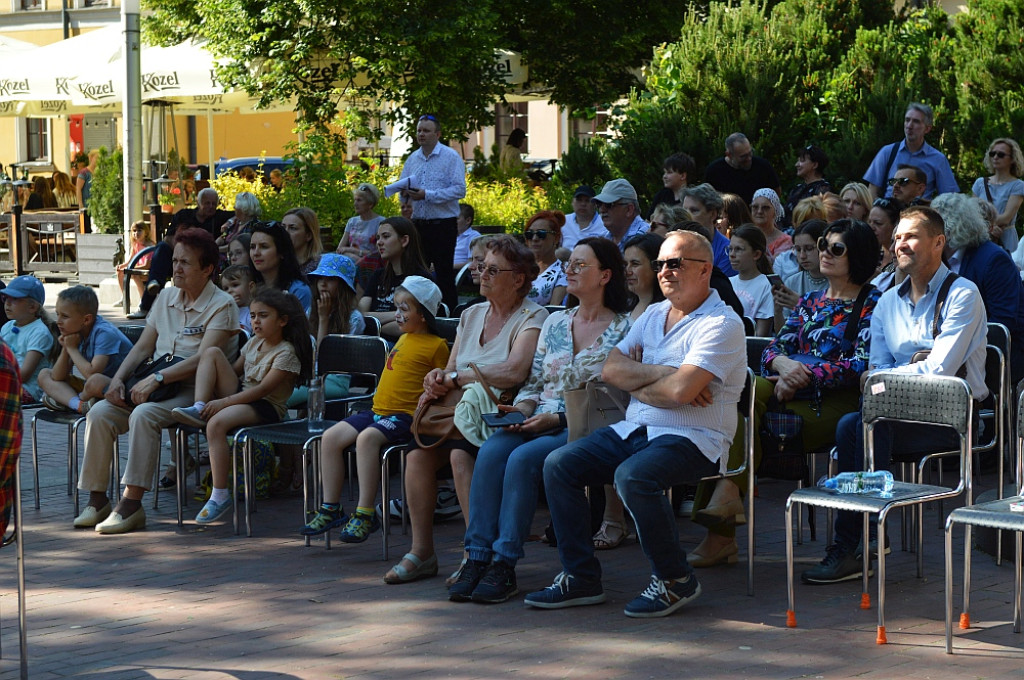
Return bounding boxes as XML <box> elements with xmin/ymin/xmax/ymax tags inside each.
<box><xmin>802</xmin><ymin>205</ymin><xmax>987</xmax><ymax>584</ymax></box>
<box><xmin>399</xmin><ymin>114</ymin><xmax>467</xmax><ymax>311</ymax></box>
<box><xmin>525</xmin><ymin>230</ymin><xmax>746</xmax><ymax>617</ymax></box>
<box><xmin>864</xmin><ymin>102</ymin><xmax>959</xmax><ymax>200</ymax></box>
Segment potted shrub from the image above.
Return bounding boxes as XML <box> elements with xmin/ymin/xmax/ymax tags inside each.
<box><xmin>77</xmin><ymin>146</ymin><xmax>125</xmax><ymax>286</ymax></box>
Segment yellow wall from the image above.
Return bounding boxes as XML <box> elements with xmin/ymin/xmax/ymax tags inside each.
<box><xmin>166</xmin><ymin>110</ymin><xmax>300</xmax><ymax>167</ymax></box>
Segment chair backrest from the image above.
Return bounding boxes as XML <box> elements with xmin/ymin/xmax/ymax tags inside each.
<box><xmin>361</xmin><ymin>315</ymin><xmax>382</xmax><ymax>337</ymax></box>
<box><xmin>119</xmin><ymin>324</ymin><xmax>147</xmax><ymax>345</ymax></box>
<box><xmin>1017</xmin><ymin>383</ymin><xmax>1024</xmax><ymax>496</ymax></box>
<box><xmin>742</xmin><ymin>316</ymin><xmax>756</xmax><ymax>336</ymax></box>
<box><xmin>435</xmin><ymin>317</ymin><xmax>460</xmax><ymax>346</ymax></box>
<box><xmin>317</xmin><ymin>334</ymin><xmax>389</xmax><ymax>389</ymax></box>
<box><xmin>745</xmin><ymin>336</ymin><xmax>770</xmax><ymax>374</ymax></box>
<box><xmin>987</xmin><ymin>322</ymin><xmax>1011</xmax><ymax>361</ymax></box>
<box><xmin>438</xmin><ymin>302</ymin><xmax>451</xmax><ymax>318</ymax></box>
<box><xmin>862</xmin><ymin>371</ymin><xmax>974</xmax><ymax>475</ymax></box>
<box><xmin>545</xmin><ymin>305</ymin><xmax>566</xmax><ymax>315</ymax></box>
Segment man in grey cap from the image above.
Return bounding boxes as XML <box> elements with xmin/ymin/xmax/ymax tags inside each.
<box><xmin>560</xmin><ymin>185</ymin><xmax>608</xmax><ymax>252</ymax></box>
<box><xmin>592</xmin><ymin>179</ymin><xmax>649</xmax><ymax>252</ymax></box>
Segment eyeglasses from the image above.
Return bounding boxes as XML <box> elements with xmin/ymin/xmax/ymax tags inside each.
<box><xmin>817</xmin><ymin>237</ymin><xmax>848</xmax><ymax>258</ymax></box>
<box><xmin>475</xmin><ymin>264</ymin><xmax>516</xmax><ymax>277</ymax></box>
<box><xmin>566</xmin><ymin>260</ymin><xmax>598</xmax><ymax>275</ymax></box>
<box><xmin>887</xmin><ymin>176</ymin><xmax>920</xmax><ymax>187</ymax></box>
<box><xmin>989</xmin><ymin>150</ymin><xmax>1009</xmax><ymax>159</ymax></box>
<box><xmin>651</xmin><ymin>257</ymin><xmax>709</xmax><ymax>273</ymax></box>
<box><xmin>872</xmin><ymin>198</ymin><xmax>894</xmax><ymax>208</ymax></box>
<box><xmin>523</xmin><ymin>229</ymin><xmax>550</xmax><ymax>241</ymax></box>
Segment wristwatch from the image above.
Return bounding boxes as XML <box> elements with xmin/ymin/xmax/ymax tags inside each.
<box><xmin>447</xmin><ymin>371</ymin><xmax>460</xmax><ymax>387</ymax></box>
<box><xmin>153</xmin><ymin>372</ymin><xmax>164</xmax><ymax>384</ymax></box>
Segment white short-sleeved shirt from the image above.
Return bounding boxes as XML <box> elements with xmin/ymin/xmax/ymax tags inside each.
<box><xmin>729</xmin><ymin>274</ymin><xmax>774</xmax><ymax>321</ymax></box>
<box><xmin>610</xmin><ymin>293</ymin><xmax>746</xmax><ymax>470</ymax></box>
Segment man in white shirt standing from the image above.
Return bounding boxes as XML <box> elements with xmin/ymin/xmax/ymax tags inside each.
<box><xmin>400</xmin><ymin>114</ymin><xmax>467</xmax><ymax>310</ymax></box>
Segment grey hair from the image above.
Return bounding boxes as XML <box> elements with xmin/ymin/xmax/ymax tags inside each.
<box><xmin>906</xmin><ymin>102</ymin><xmax>934</xmax><ymax>126</ymax></box>
<box><xmin>931</xmin><ymin>192</ymin><xmax>987</xmax><ymax>251</ymax></box>
<box><xmin>725</xmin><ymin>132</ymin><xmax>749</xmax><ymax>152</ymax></box>
<box><xmin>233</xmin><ymin>191</ymin><xmax>262</xmax><ymax>219</ymax></box>
<box><xmin>197</xmin><ymin>187</ymin><xmax>218</xmax><ymax>204</ymax></box>
<box><xmin>683</xmin><ymin>183</ymin><xmax>724</xmax><ymax>213</ymax></box>
<box><xmin>651</xmin><ymin>203</ymin><xmax>692</xmax><ymax>225</ymax></box>
<box><xmin>972</xmin><ymin>196</ymin><xmax>998</xmax><ymax>228</ymax></box>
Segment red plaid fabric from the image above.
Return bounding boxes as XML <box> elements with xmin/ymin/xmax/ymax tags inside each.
<box><xmin>0</xmin><ymin>341</ymin><xmax>23</xmax><ymax>537</ymax></box>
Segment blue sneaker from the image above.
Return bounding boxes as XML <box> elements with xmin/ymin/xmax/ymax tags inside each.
<box><xmin>195</xmin><ymin>497</ymin><xmax>232</xmax><ymax>525</ymax></box>
<box><xmin>299</xmin><ymin>507</ymin><xmax>346</xmax><ymax>536</ymax></box>
<box><xmin>524</xmin><ymin>572</ymin><xmax>605</xmax><ymax>609</ymax></box>
<box><xmin>338</xmin><ymin>511</ymin><xmax>381</xmax><ymax>543</ymax></box>
<box><xmin>623</xmin><ymin>574</ymin><xmax>701</xmax><ymax>618</ymax></box>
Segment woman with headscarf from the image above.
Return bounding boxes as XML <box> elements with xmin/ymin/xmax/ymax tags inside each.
<box><xmin>750</xmin><ymin>188</ymin><xmax>791</xmax><ymax>259</ymax></box>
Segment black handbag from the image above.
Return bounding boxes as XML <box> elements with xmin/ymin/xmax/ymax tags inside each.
<box><xmin>759</xmin><ymin>400</ymin><xmax>810</xmax><ymax>482</ymax></box>
<box><xmin>124</xmin><ymin>354</ymin><xmax>185</xmax><ymax>408</ymax></box>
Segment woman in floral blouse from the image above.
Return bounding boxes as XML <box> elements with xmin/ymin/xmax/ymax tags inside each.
<box><xmin>689</xmin><ymin>219</ymin><xmax>882</xmax><ymax>568</ymax></box>
<box><xmin>448</xmin><ymin>237</ymin><xmax>631</xmax><ymax>604</ymax></box>
<box><xmin>524</xmin><ymin>210</ymin><xmax>568</xmax><ymax>307</ymax></box>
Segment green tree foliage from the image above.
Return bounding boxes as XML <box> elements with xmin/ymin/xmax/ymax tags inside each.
<box><xmin>551</xmin><ymin>138</ymin><xmax>613</xmax><ymax>192</ymax></box>
<box><xmin>89</xmin><ymin>147</ymin><xmax>124</xmax><ymax>234</ymax></box>
<box><xmin>611</xmin><ymin>0</ymin><xmax>1024</xmax><ymax>202</ymax></box>
<box><xmin>143</xmin><ymin>0</ymin><xmax>690</xmax><ymax>142</ymax></box>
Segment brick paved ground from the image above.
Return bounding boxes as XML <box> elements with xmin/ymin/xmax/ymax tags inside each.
<box><xmin>0</xmin><ymin>296</ymin><xmax>1020</xmax><ymax>679</ymax></box>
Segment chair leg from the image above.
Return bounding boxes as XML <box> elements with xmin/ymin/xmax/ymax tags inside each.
<box><xmin>175</xmin><ymin>429</ymin><xmax>185</xmax><ymax>527</ymax></box>
<box><xmin>795</xmin><ymin>480</ymin><xmax>804</xmax><ymax>546</ymax></box>
<box><xmin>244</xmin><ymin>438</ymin><xmax>254</xmax><ymax>538</ymax></box>
<box><xmin>30</xmin><ymin>415</ymin><xmax>39</xmax><ymax>511</ymax></box>
<box><xmin>785</xmin><ymin>498</ymin><xmax>797</xmax><ymax>628</ymax></box>
<box><xmin>945</xmin><ymin>518</ymin><xmax>955</xmax><ymax>654</ymax></box>
<box><xmin>14</xmin><ymin>463</ymin><xmax>27</xmax><ymax>679</ymax></box>
<box><xmin>231</xmin><ymin>435</ymin><xmax>240</xmax><ymax>536</ymax></box>
<box><xmin>1014</xmin><ymin>531</ymin><xmax>1022</xmax><ymax>634</ymax></box>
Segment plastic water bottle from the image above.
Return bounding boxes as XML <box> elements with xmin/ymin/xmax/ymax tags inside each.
<box><xmin>820</xmin><ymin>471</ymin><xmax>894</xmax><ymax>495</ymax></box>
<box><xmin>307</xmin><ymin>377</ymin><xmax>325</xmax><ymax>433</ymax></box>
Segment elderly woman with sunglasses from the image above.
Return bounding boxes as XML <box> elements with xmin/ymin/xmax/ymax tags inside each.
<box><xmin>750</xmin><ymin>188</ymin><xmax>792</xmax><ymax>259</ymax></box>
<box><xmin>523</xmin><ymin>210</ymin><xmax>568</xmax><ymax>307</ymax></box>
<box><xmin>972</xmin><ymin>138</ymin><xmax>1024</xmax><ymax>253</ymax></box>
<box><xmin>687</xmin><ymin>219</ymin><xmax>883</xmax><ymax>568</ymax></box>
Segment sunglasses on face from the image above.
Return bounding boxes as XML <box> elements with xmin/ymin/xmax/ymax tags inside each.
<box><xmin>651</xmin><ymin>257</ymin><xmax>708</xmax><ymax>273</ymax></box>
<box><xmin>523</xmin><ymin>229</ymin><xmax>550</xmax><ymax>241</ymax></box>
<box><xmin>475</xmin><ymin>264</ymin><xmax>515</xmax><ymax>277</ymax></box>
<box><xmin>989</xmin><ymin>150</ymin><xmax>1009</xmax><ymax>159</ymax></box>
<box><xmin>817</xmin><ymin>237</ymin><xmax>848</xmax><ymax>258</ymax></box>
<box><xmin>887</xmin><ymin>176</ymin><xmax>920</xmax><ymax>187</ymax></box>
<box><xmin>418</xmin><ymin>115</ymin><xmax>437</xmax><ymax>122</ymax></box>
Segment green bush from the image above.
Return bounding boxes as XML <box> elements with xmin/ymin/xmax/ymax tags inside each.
<box><xmin>551</xmin><ymin>137</ymin><xmax>612</xmax><ymax>191</ymax></box>
<box><xmin>89</xmin><ymin>147</ymin><xmax>124</xmax><ymax>234</ymax></box>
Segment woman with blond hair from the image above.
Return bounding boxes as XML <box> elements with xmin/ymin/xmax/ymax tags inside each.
<box><xmin>839</xmin><ymin>183</ymin><xmax>872</xmax><ymax>221</ymax></box>
<box><xmin>972</xmin><ymin>137</ymin><xmax>1024</xmax><ymax>252</ymax></box>
<box><xmin>52</xmin><ymin>171</ymin><xmax>77</xmax><ymax>208</ymax></box>
<box><xmin>282</xmin><ymin>206</ymin><xmax>324</xmax><ymax>275</ymax></box>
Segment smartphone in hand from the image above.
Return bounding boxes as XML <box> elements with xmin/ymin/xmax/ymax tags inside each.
<box><xmin>481</xmin><ymin>410</ymin><xmax>526</xmax><ymax>428</ymax></box>
<box><xmin>767</xmin><ymin>273</ymin><xmax>784</xmax><ymax>289</ymax></box>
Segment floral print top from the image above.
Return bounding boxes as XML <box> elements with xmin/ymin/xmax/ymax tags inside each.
<box><xmin>528</xmin><ymin>260</ymin><xmax>568</xmax><ymax>306</ymax></box>
<box><xmin>516</xmin><ymin>307</ymin><xmax>631</xmax><ymax>414</ymax></box>
<box><xmin>761</xmin><ymin>287</ymin><xmax>882</xmax><ymax>390</ymax></box>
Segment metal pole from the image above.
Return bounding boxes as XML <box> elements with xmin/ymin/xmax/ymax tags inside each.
<box><xmin>207</xmin><ymin>109</ymin><xmax>215</xmax><ymax>179</ymax></box>
<box><xmin>122</xmin><ymin>2</ymin><xmax>143</xmax><ymax>231</ymax></box>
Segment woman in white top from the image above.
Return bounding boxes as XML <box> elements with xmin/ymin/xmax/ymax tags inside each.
<box><xmin>972</xmin><ymin>137</ymin><xmax>1024</xmax><ymax>253</ymax></box>
<box><xmin>523</xmin><ymin>210</ymin><xmax>567</xmax><ymax>307</ymax></box>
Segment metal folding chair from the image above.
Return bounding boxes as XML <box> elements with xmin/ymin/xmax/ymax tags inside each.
<box><xmin>785</xmin><ymin>371</ymin><xmax>974</xmax><ymax>644</ymax></box>
<box><xmin>698</xmin><ymin>368</ymin><xmax>756</xmax><ymax>595</ymax></box>
<box><xmin>944</xmin><ymin>383</ymin><xmax>1024</xmax><ymax>653</ymax></box>
<box><xmin>435</xmin><ymin>317</ymin><xmax>460</xmax><ymax>346</ymax></box>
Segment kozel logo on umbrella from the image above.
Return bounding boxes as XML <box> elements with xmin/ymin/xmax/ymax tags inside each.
<box><xmin>142</xmin><ymin>71</ymin><xmax>181</xmax><ymax>93</ymax></box>
<box><xmin>0</xmin><ymin>79</ymin><xmax>30</xmax><ymax>97</ymax></box>
<box><xmin>78</xmin><ymin>80</ymin><xmax>116</xmax><ymax>101</ymax></box>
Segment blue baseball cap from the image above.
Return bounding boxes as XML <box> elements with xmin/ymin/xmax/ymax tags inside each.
<box><xmin>2</xmin><ymin>275</ymin><xmax>44</xmax><ymax>304</ymax></box>
<box><xmin>307</xmin><ymin>253</ymin><xmax>357</xmax><ymax>293</ymax></box>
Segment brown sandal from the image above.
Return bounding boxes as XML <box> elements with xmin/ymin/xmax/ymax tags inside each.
<box><xmin>592</xmin><ymin>520</ymin><xmax>626</xmax><ymax>550</ymax></box>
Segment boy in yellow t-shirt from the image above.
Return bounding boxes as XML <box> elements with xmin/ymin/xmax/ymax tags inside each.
<box><xmin>302</xmin><ymin>276</ymin><xmax>449</xmax><ymax>543</ymax></box>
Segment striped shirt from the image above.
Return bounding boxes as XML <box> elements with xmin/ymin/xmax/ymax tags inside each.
<box><xmin>610</xmin><ymin>292</ymin><xmax>746</xmax><ymax>471</ymax></box>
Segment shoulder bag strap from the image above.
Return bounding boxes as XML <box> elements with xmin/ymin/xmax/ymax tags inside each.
<box><xmin>983</xmin><ymin>176</ymin><xmax>995</xmax><ymax>204</ymax></box>
<box><xmin>931</xmin><ymin>272</ymin><xmax>959</xmax><ymax>338</ymax></box>
<box><xmin>883</xmin><ymin>142</ymin><xmax>901</xmax><ymax>187</ymax></box>
<box><xmin>840</xmin><ymin>284</ymin><xmax>875</xmax><ymax>355</ymax></box>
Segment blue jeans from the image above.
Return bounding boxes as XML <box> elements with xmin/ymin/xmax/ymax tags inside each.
<box><xmin>464</xmin><ymin>428</ymin><xmax>568</xmax><ymax>566</ymax></box>
<box><xmin>832</xmin><ymin>411</ymin><xmax>960</xmax><ymax>550</ymax></box>
<box><xmin>543</xmin><ymin>426</ymin><xmax>717</xmax><ymax>583</ymax></box>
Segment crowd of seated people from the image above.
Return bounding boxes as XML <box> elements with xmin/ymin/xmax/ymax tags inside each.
<box><xmin>10</xmin><ymin>104</ymin><xmax>1024</xmax><ymax>623</ymax></box>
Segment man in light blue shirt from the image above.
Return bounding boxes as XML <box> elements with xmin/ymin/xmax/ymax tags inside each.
<box><xmin>399</xmin><ymin>114</ymin><xmax>467</xmax><ymax>310</ymax></box>
<box><xmin>803</xmin><ymin>205</ymin><xmax>987</xmax><ymax>585</ymax></box>
<box><xmin>524</xmin><ymin>231</ymin><xmax>746</xmax><ymax>618</ymax></box>
<box><xmin>863</xmin><ymin>102</ymin><xmax>959</xmax><ymax>200</ymax></box>
<box><xmin>592</xmin><ymin>179</ymin><xmax>649</xmax><ymax>252</ymax></box>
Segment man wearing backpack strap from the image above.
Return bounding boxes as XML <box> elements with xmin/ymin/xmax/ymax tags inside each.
<box><xmin>863</xmin><ymin>103</ymin><xmax>959</xmax><ymax>200</ymax></box>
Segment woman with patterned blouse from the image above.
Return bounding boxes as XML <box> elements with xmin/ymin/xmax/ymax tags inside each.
<box><xmin>448</xmin><ymin>237</ymin><xmax>632</xmax><ymax>604</ymax></box>
<box><xmin>688</xmin><ymin>219</ymin><xmax>882</xmax><ymax>568</ymax></box>
<box><xmin>524</xmin><ymin>210</ymin><xmax>568</xmax><ymax>307</ymax></box>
